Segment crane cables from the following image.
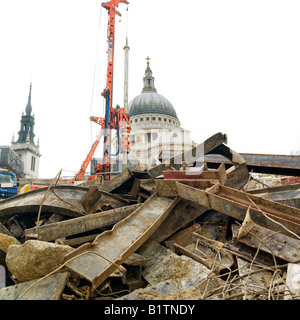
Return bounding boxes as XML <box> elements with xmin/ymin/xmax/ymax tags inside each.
<box><xmin>89</xmin><ymin>4</ymin><xmax>103</xmax><ymax>146</ymax></box>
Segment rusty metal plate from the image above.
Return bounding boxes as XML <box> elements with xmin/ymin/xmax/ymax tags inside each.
<box><xmin>175</xmin><ymin>182</ymin><xmax>300</xmax><ymax>237</ymax></box>
<box><xmin>63</xmin><ymin>193</ymin><xmax>180</xmax><ymax>291</ymax></box>
<box><xmin>237</xmin><ymin>210</ymin><xmax>300</xmax><ymax>263</ymax></box>
<box><xmin>0</xmin><ymin>185</ymin><xmax>89</xmax><ymax>217</ymax></box>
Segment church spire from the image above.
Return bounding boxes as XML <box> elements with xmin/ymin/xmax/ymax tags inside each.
<box><xmin>15</xmin><ymin>82</ymin><xmax>36</xmax><ymax>144</ymax></box>
<box><xmin>25</xmin><ymin>82</ymin><xmax>32</xmax><ymax>115</ymax></box>
<box><xmin>142</xmin><ymin>56</ymin><xmax>157</xmax><ymax>93</ymax></box>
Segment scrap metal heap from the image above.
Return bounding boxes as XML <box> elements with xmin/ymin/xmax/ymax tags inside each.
<box><xmin>1</xmin><ymin>132</ymin><xmax>300</xmax><ymax>300</ymax></box>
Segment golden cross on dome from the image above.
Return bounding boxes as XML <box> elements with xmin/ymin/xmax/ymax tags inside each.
<box><xmin>146</xmin><ymin>56</ymin><xmax>151</xmax><ymax>68</ymax></box>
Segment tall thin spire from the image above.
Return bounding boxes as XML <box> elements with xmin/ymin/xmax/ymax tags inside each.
<box><xmin>25</xmin><ymin>82</ymin><xmax>32</xmax><ymax>115</ymax></box>
<box><xmin>123</xmin><ymin>37</ymin><xmax>130</xmax><ymax>113</ymax></box>
<box><xmin>15</xmin><ymin>82</ymin><xmax>35</xmax><ymax>144</ymax></box>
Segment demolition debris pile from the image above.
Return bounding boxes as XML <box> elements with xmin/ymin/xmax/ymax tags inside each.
<box><xmin>1</xmin><ymin>132</ymin><xmax>300</xmax><ymax>300</ymax></box>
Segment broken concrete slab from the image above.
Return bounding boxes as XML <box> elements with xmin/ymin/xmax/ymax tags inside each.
<box><xmin>63</xmin><ymin>193</ymin><xmax>180</xmax><ymax>291</ymax></box>
<box><xmin>6</xmin><ymin>240</ymin><xmax>74</xmax><ymax>282</ymax></box>
<box><xmin>25</xmin><ymin>204</ymin><xmax>141</xmax><ymax>242</ymax></box>
<box><xmin>0</xmin><ymin>271</ymin><xmax>70</xmax><ymax>300</ymax></box>
<box><xmin>118</xmin><ymin>276</ymin><xmax>227</xmax><ymax>300</ymax></box>
<box><xmin>118</xmin><ymin>280</ymin><xmax>179</xmax><ymax>300</ymax></box>
<box><xmin>285</xmin><ymin>262</ymin><xmax>300</xmax><ymax>300</ymax></box>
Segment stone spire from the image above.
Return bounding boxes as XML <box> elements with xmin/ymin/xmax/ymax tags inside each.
<box><xmin>123</xmin><ymin>37</ymin><xmax>130</xmax><ymax>113</ymax></box>
<box><xmin>142</xmin><ymin>57</ymin><xmax>157</xmax><ymax>93</ymax></box>
<box><xmin>25</xmin><ymin>82</ymin><xmax>32</xmax><ymax>115</ymax></box>
<box><xmin>15</xmin><ymin>83</ymin><xmax>35</xmax><ymax>144</ymax></box>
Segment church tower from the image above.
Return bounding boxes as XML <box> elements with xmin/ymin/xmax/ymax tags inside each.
<box><xmin>11</xmin><ymin>83</ymin><xmax>41</xmax><ymax>179</ymax></box>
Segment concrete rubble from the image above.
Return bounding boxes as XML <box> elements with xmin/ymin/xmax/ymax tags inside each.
<box><xmin>0</xmin><ymin>132</ymin><xmax>300</xmax><ymax>300</ymax></box>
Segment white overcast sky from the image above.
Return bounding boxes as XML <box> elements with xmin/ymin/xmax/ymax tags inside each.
<box><xmin>0</xmin><ymin>0</ymin><xmax>299</xmax><ymax>179</ymax></box>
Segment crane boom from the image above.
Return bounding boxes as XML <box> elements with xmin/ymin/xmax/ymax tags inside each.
<box><xmin>72</xmin><ymin>0</ymin><xmax>130</xmax><ymax>183</ymax></box>
<box><xmin>95</xmin><ymin>0</ymin><xmax>130</xmax><ymax>179</ymax></box>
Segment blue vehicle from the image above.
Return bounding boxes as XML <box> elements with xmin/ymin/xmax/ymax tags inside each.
<box><xmin>0</xmin><ymin>169</ymin><xmax>18</xmax><ymax>199</ymax></box>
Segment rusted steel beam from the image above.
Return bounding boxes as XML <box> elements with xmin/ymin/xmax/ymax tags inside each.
<box><xmin>98</xmin><ymin>168</ymin><xmax>134</xmax><ymax>193</ymax></box>
<box><xmin>150</xmin><ymin>199</ymin><xmax>207</xmax><ymax>243</ymax></box>
<box><xmin>203</xmin><ymin>153</ymin><xmax>300</xmax><ymax>177</ymax></box>
<box><xmin>0</xmin><ymin>271</ymin><xmax>70</xmax><ymax>300</ymax></box>
<box><xmin>79</xmin><ymin>186</ymin><xmax>129</xmax><ymax>214</ymax></box>
<box><xmin>148</xmin><ymin>132</ymin><xmax>228</xmax><ymax>178</ymax></box>
<box><xmin>63</xmin><ymin>193</ymin><xmax>180</xmax><ymax>291</ymax></box>
<box><xmin>175</xmin><ymin>182</ymin><xmax>300</xmax><ymax>238</ymax></box>
<box><xmin>248</xmin><ymin>183</ymin><xmax>300</xmax><ymax>209</ymax></box>
<box><xmin>224</xmin><ymin>163</ymin><xmax>249</xmax><ymax>189</ymax></box>
<box><xmin>25</xmin><ymin>204</ymin><xmax>141</xmax><ymax>242</ymax></box>
<box><xmin>155</xmin><ymin>179</ymin><xmax>216</xmax><ymax>197</ymax></box>
<box><xmin>0</xmin><ymin>186</ymin><xmax>89</xmax><ymax>218</ymax></box>
<box><xmin>162</xmin><ymin>163</ymin><xmax>227</xmax><ymax>184</ymax></box>
<box><xmin>207</xmin><ymin>144</ymin><xmax>246</xmax><ymax>166</ymax></box>
<box><xmin>237</xmin><ymin>210</ymin><xmax>300</xmax><ymax>263</ymax></box>
<box><xmin>174</xmin><ymin>233</ymin><xmax>234</xmax><ymax>274</ymax></box>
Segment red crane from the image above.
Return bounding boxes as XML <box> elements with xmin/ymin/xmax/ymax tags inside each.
<box><xmin>72</xmin><ymin>0</ymin><xmax>130</xmax><ymax>183</ymax></box>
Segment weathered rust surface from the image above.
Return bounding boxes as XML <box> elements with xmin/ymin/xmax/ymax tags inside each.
<box><xmin>0</xmin><ymin>271</ymin><xmax>70</xmax><ymax>300</ymax></box>
<box><xmin>80</xmin><ymin>186</ymin><xmax>130</xmax><ymax>214</ymax></box>
<box><xmin>130</xmin><ymin>179</ymin><xmax>156</xmax><ymax>198</ymax></box>
<box><xmin>203</xmin><ymin>153</ymin><xmax>300</xmax><ymax>177</ymax></box>
<box><xmin>25</xmin><ymin>204</ymin><xmax>141</xmax><ymax>242</ymax></box>
<box><xmin>150</xmin><ymin>199</ymin><xmax>208</xmax><ymax>243</ymax></box>
<box><xmin>224</xmin><ymin>163</ymin><xmax>249</xmax><ymax>189</ymax></box>
<box><xmin>237</xmin><ymin>210</ymin><xmax>300</xmax><ymax>263</ymax></box>
<box><xmin>207</xmin><ymin>143</ymin><xmax>246</xmax><ymax>166</ymax></box>
<box><xmin>155</xmin><ymin>179</ymin><xmax>215</xmax><ymax>197</ymax></box>
<box><xmin>175</xmin><ymin>182</ymin><xmax>300</xmax><ymax>237</ymax></box>
<box><xmin>174</xmin><ymin>233</ymin><xmax>234</xmax><ymax>274</ymax></box>
<box><xmin>63</xmin><ymin>193</ymin><xmax>180</xmax><ymax>291</ymax></box>
<box><xmin>248</xmin><ymin>183</ymin><xmax>300</xmax><ymax>209</ymax></box>
<box><xmin>98</xmin><ymin>168</ymin><xmax>134</xmax><ymax>193</ymax></box>
<box><xmin>138</xmin><ymin>240</ymin><xmax>211</xmax><ymax>288</ymax></box>
<box><xmin>163</xmin><ymin>223</ymin><xmax>204</xmax><ymax>250</ymax></box>
<box><xmin>148</xmin><ymin>132</ymin><xmax>228</xmax><ymax>178</ymax></box>
<box><xmin>224</xmin><ymin>239</ymin><xmax>280</xmax><ymax>267</ymax></box>
<box><xmin>0</xmin><ymin>185</ymin><xmax>89</xmax><ymax>218</ymax></box>
<box><xmin>162</xmin><ymin>163</ymin><xmax>227</xmax><ymax>184</ymax></box>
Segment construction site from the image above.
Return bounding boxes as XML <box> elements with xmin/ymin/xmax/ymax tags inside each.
<box><xmin>1</xmin><ymin>0</ymin><xmax>300</xmax><ymax>302</ymax></box>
